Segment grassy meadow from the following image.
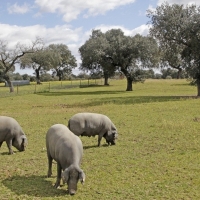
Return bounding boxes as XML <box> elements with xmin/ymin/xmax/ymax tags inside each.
<box><xmin>0</xmin><ymin>79</ymin><xmax>200</xmax><ymax>199</ymax></box>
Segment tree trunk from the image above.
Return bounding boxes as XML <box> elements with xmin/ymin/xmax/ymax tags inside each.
<box><xmin>104</xmin><ymin>77</ymin><xmax>109</xmax><ymax>85</ymax></box>
<box><xmin>126</xmin><ymin>77</ymin><xmax>133</xmax><ymax>91</ymax></box>
<box><xmin>177</xmin><ymin>68</ymin><xmax>182</xmax><ymax>79</ymax></box>
<box><xmin>57</xmin><ymin>69</ymin><xmax>62</xmax><ymax>81</ymax></box>
<box><xmin>104</xmin><ymin>76</ymin><xmax>108</xmax><ymax>85</ymax></box>
<box><xmin>197</xmin><ymin>79</ymin><xmax>200</xmax><ymax>97</ymax></box>
<box><xmin>37</xmin><ymin>79</ymin><xmax>41</xmax><ymax>84</ymax></box>
<box><xmin>4</xmin><ymin>75</ymin><xmax>14</xmax><ymax>92</ymax></box>
<box><xmin>121</xmin><ymin>67</ymin><xmax>133</xmax><ymax>91</ymax></box>
<box><xmin>35</xmin><ymin>69</ymin><xmax>41</xmax><ymax>84</ymax></box>
<box><xmin>8</xmin><ymin>80</ymin><xmax>14</xmax><ymax>92</ymax></box>
<box><xmin>103</xmin><ymin>71</ymin><xmax>109</xmax><ymax>85</ymax></box>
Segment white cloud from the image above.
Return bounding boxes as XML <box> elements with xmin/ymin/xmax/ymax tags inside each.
<box><xmin>157</xmin><ymin>0</ymin><xmax>200</xmax><ymax>6</ymax></box>
<box><xmin>130</xmin><ymin>24</ymin><xmax>150</xmax><ymax>36</ymax></box>
<box><xmin>147</xmin><ymin>0</ymin><xmax>200</xmax><ymax>18</ymax></box>
<box><xmin>7</xmin><ymin>3</ymin><xmax>30</xmax><ymax>14</ymax></box>
<box><xmin>34</xmin><ymin>0</ymin><xmax>136</xmax><ymax>22</ymax></box>
<box><xmin>0</xmin><ymin>22</ymin><xmax>150</xmax><ymax>61</ymax></box>
<box><xmin>0</xmin><ymin>22</ymin><xmax>149</xmax><ymax>75</ymax></box>
<box><xmin>0</xmin><ymin>24</ymin><xmax>82</xmax><ymax>48</ymax></box>
<box><xmin>94</xmin><ymin>24</ymin><xmax>150</xmax><ymax>36</ymax></box>
<box><xmin>147</xmin><ymin>4</ymin><xmax>156</xmax><ymax>13</ymax></box>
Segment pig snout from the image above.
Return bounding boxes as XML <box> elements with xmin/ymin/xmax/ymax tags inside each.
<box><xmin>106</xmin><ymin>139</ymin><xmax>116</xmax><ymax>145</ymax></box>
<box><xmin>111</xmin><ymin>140</ymin><xmax>116</xmax><ymax>145</ymax></box>
<box><xmin>69</xmin><ymin>189</ymin><xmax>76</xmax><ymax>195</ymax></box>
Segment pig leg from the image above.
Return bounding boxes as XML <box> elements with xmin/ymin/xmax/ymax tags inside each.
<box><xmin>54</xmin><ymin>163</ymin><xmax>62</xmax><ymax>188</ymax></box>
<box><xmin>98</xmin><ymin>131</ymin><xmax>106</xmax><ymax>146</ymax></box>
<box><xmin>98</xmin><ymin>135</ymin><xmax>103</xmax><ymax>146</ymax></box>
<box><xmin>98</xmin><ymin>131</ymin><xmax>109</xmax><ymax>146</ymax></box>
<box><xmin>47</xmin><ymin>154</ymin><xmax>53</xmax><ymax>177</ymax></box>
<box><xmin>0</xmin><ymin>141</ymin><xmax>3</xmax><ymax>153</ymax></box>
<box><xmin>6</xmin><ymin>139</ymin><xmax>13</xmax><ymax>154</ymax></box>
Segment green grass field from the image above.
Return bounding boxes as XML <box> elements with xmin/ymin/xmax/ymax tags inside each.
<box><xmin>0</xmin><ymin>79</ymin><xmax>200</xmax><ymax>200</ymax></box>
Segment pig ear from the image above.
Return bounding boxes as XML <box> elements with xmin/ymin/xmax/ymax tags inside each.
<box><xmin>79</xmin><ymin>170</ymin><xmax>85</xmax><ymax>184</ymax></box>
<box><xmin>113</xmin><ymin>131</ymin><xmax>118</xmax><ymax>138</ymax></box>
<box><xmin>62</xmin><ymin>168</ymin><xmax>69</xmax><ymax>183</ymax></box>
<box><xmin>22</xmin><ymin>138</ymin><xmax>25</xmax><ymax>145</ymax></box>
<box><xmin>21</xmin><ymin>135</ymin><xmax>27</xmax><ymax>144</ymax></box>
<box><xmin>112</xmin><ymin>132</ymin><xmax>116</xmax><ymax>138</ymax></box>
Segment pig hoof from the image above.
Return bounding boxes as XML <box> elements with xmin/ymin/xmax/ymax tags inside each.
<box><xmin>54</xmin><ymin>183</ymin><xmax>60</xmax><ymax>188</ymax></box>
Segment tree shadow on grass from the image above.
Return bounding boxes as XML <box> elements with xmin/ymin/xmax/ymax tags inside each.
<box><xmin>79</xmin><ymin>84</ymin><xmax>109</xmax><ymax>88</ymax></box>
<box><xmin>83</xmin><ymin>143</ymin><xmax>108</xmax><ymax>150</ymax></box>
<box><xmin>2</xmin><ymin>175</ymin><xmax>67</xmax><ymax>197</ymax></box>
<box><xmin>36</xmin><ymin>90</ymin><xmax>125</xmax><ymax>96</ymax></box>
<box><xmin>81</xmin><ymin>95</ymin><xmax>195</xmax><ymax>107</ymax></box>
<box><xmin>0</xmin><ymin>152</ymin><xmax>10</xmax><ymax>156</ymax></box>
<box><xmin>0</xmin><ymin>150</ymin><xmax>24</xmax><ymax>156</ymax></box>
<box><xmin>37</xmin><ymin>90</ymin><xmax>197</xmax><ymax>107</ymax></box>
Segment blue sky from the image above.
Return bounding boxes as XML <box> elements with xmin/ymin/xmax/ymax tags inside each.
<box><xmin>0</xmin><ymin>0</ymin><xmax>199</xmax><ymax>75</ymax></box>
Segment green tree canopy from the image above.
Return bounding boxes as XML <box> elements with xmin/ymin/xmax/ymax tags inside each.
<box><xmin>79</xmin><ymin>29</ymin><xmax>115</xmax><ymax>85</ymax></box>
<box><xmin>159</xmin><ymin>44</ymin><xmax>184</xmax><ymax>79</ymax></box>
<box><xmin>20</xmin><ymin>48</ymin><xmax>52</xmax><ymax>84</ymax></box>
<box><xmin>79</xmin><ymin>29</ymin><xmax>159</xmax><ymax>90</ymax></box>
<box><xmin>147</xmin><ymin>2</ymin><xmax>200</xmax><ymax>96</ymax></box>
<box><xmin>0</xmin><ymin>38</ymin><xmax>43</xmax><ymax>91</ymax></box>
<box><xmin>48</xmin><ymin>44</ymin><xmax>77</xmax><ymax>81</ymax></box>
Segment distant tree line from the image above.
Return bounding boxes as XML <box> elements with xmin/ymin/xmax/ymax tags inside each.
<box><xmin>0</xmin><ymin>68</ymin><xmax>190</xmax><ymax>84</ymax></box>
<box><xmin>0</xmin><ymin>71</ymin><xmax>95</xmax><ymax>83</ymax></box>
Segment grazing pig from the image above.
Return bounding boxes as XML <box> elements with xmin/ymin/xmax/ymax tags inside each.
<box><xmin>68</xmin><ymin>112</ymin><xmax>118</xmax><ymax>146</ymax></box>
<box><xmin>46</xmin><ymin>124</ymin><xmax>85</xmax><ymax>195</ymax></box>
<box><xmin>0</xmin><ymin>116</ymin><xmax>28</xmax><ymax>154</ymax></box>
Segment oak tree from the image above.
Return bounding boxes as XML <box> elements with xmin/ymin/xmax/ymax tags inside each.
<box><xmin>48</xmin><ymin>44</ymin><xmax>77</xmax><ymax>81</ymax></box>
<box><xmin>79</xmin><ymin>29</ymin><xmax>159</xmax><ymax>91</ymax></box>
<box><xmin>0</xmin><ymin>38</ymin><xmax>43</xmax><ymax>91</ymax></box>
<box><xmin>20</xmin><ymin>48</ymin><xmax>52</xmax><ymax>84</ymax></box>
<box><xmin>147</xmin><ymin>3</ymin><xmax>200</xmax><ymax>96</ymax></box>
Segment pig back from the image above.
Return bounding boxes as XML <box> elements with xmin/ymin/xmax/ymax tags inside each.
<box><xmin>68</xmin><ymin>113</ymin><xmax>112</xmax><ymax>136</ymax></box>
<box><xmin>46</xmin><ymin>124</ymin><xmax>83</xmax><ymax>164</ymax></box>
<box><xmin>0</xmin><ymin>116</ymin><xmax>24</xmax><ymax>141</ymax></box>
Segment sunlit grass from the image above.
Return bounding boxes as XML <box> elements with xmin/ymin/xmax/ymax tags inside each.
<box><xmin>0</xmin><ymin>79</ymin><xmax>200</xmax><ymax>199</ymax></box>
